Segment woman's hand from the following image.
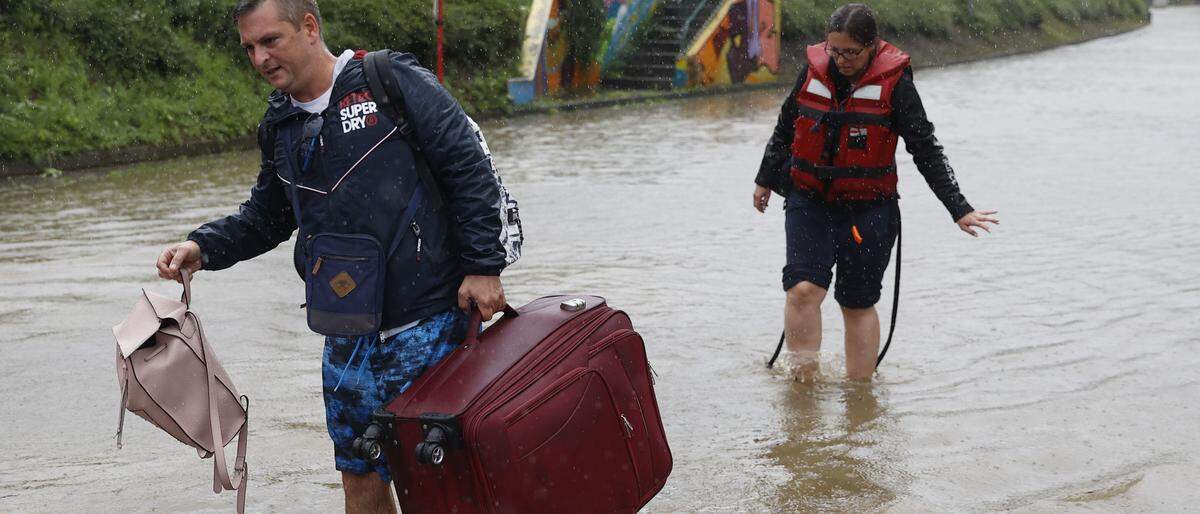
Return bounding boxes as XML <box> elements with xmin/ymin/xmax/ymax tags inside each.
<box><xmin>956</xmin><ymin>210</ymin><xmax>999</xmax><ymax>237</ymax></box>
<box><xmin>753</xmin><ymin>185</ymin><xmax>772</xmax><ymax>213</ymax></box>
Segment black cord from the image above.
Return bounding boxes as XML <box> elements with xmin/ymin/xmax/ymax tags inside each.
<box><xmin>766</xmin><ymin>210</ymin><xmax>902</xmax><ymax>370</ymax></box>
<box><xmin>875</xmin><ymin>213</ymin><xmax>901</xmax><ymax>368</ymax></box>
<box><xmin>766</xmin><ymin>330</ymin><xmax>785</xmax><ymax>368</ymax></box>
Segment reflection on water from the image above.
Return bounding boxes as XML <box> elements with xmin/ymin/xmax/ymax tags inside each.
<box><xmin>2</xmin><ymin>7</ymin><xmax>1200</xmax><ymax>513</ymax></box>
<box><xmin>768</xmin><ymin>381</ymin><xmax>895</xmax><ymax>513</ymax></box>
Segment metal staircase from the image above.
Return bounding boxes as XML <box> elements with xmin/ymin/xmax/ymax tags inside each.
<box><xmin>603</xmin><ymin>0</ymin><xmax>721</xmax><ymax>90</ymax></box>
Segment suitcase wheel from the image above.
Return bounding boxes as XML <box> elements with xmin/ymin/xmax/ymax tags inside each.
<box><xmin>415</xmin><ymin>440</ymin><xmax>446</xmax><ymax>466</ymax></box>
<box><xmin>353</xmin><ymin>423</ymin><xmax>384</xmax><ymax>461</ymax></box>
<box><xmin>415</xmin><ymin>415</ymin><xmax>462</xmax><ymax>467</ymax></box>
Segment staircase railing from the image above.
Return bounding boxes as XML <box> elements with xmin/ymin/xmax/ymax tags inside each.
<box><xmin>602</xmin><ymin>0</ymin><xmax>661</xmax><ymax>72</ymax></box>
<box><xmin>677</xmin><ymin>0</ymin><xmax>716</xmax><ymax>54</ymax></box>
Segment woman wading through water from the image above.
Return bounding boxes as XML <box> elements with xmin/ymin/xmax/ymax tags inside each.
<box><xmin>753</xmin><ymin>3</ymin><xmax>998</xmax><ymax>382</ymax></box>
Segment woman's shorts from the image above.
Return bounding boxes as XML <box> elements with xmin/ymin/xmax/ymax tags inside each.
<box><xmin>321</xmin><ymin>308</ymin><xmax>469</xmax><ymax>481</ymax></box>
<box><xmin>783</xmin><ymin>191</ymin><xmax>899</xmax><ymax>308</ymax></box>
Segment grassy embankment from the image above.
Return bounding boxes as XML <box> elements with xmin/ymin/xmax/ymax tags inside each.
<box><xmin>781</xmin><ymin>0</ymin><xmax>1150</xmax><ymax>67</ymax></box>
<box><xmin>0</xmin><ymin>0</ymin><xmax>1148</xmax><ymax>173</ymax></box>
<box><xmin>0</xmin><ymin>0</ymin><xmax>524</xmax><ymax>171</ymax></box>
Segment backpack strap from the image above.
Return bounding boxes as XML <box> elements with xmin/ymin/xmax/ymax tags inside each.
<box><xmin>195</xmin><ymin>311</ymin><xmax>249</xmax><ymax>513</ymax></box>
<box><xmin>116</xmin><ymin>369</ymin><xmax>129</xmax><ymax>449</ymax></box>
<box><xmin>363</xmin><ymin>49</ymin><xmax>445</xmax><ymax>212</ymax></box>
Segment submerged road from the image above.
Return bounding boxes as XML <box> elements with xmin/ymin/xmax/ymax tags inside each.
<box><xmin>2</xmin><ymin>6</ymin><xmax>1198</xmax><ymax>512</ymax></box>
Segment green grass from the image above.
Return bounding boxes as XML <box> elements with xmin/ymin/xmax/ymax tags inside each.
<box><xmin>0</xmin><ymin>0</ymin><xmax>1148</xmax><ymax>165</ymax></box>
<box><xmin>781</xmin><ymin>0</ymin><xmax>1148</xmax><ymax>44</ymax></box>
<box><xmin>0</xmin><ymin>0</ymin><xmax>526</xmax><ymax>164</ymax></box>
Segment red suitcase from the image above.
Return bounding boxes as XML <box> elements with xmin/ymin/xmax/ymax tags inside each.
<box><xmin>359</xmin><ymin>295</ymin><xmax>672</xmax><ymax>513</ymax></box>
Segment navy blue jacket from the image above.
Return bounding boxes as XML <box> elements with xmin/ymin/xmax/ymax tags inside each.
<box><xmin>188</xmin><ymin>52</ymin><xmax>505</xmax><ymax>330</ymax></box>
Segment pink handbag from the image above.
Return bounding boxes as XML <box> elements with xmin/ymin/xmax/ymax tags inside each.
<box><xmin>112</xmin><ymin>269</ymin><xmax>249</xmax><ymax>512</ymax></box>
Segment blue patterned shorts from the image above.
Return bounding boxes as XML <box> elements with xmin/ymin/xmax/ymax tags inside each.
<box><xmin>322</xmin><ymin>308</ymin><xmax>469</xmax><ymax>481</ymax></box>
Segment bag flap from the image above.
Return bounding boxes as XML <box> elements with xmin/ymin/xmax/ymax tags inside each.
<box><xmin>112</xmin><ymin>289</ymin><xmax>188</xmax><ymax>358</ymax></box>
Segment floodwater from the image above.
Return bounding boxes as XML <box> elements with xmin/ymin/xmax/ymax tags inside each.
<box><xmin>2</xmin><ymin>6</ymin><xmax>1199</xmax><ymax>513</ymax></box>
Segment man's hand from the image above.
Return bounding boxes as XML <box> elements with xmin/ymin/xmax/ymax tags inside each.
<box><xmin>956</xmin><ymin>210</ymin><xmax>1000</xmax><ymax>237</ymax></box>
<box><xmin>157</xmin><ymin>240</ymin><xmax>203</xmax><ymax>283</ymax></box>
<box><xmin>458</xmin><ymin>275</ymin><xmax>506</xmax><ymax>320</ymax></box>
<box><xmin>753</xmin><ymin>184</ymin><xmax>772</xmax><ymax>213</ymax></box>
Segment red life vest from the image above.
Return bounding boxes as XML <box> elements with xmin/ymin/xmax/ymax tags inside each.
<box><xmin>790</xmin><ymin>40</ymin><xmax>911</xmax><ymax>202</ymax></box>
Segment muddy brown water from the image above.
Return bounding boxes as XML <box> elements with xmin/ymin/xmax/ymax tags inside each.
<box><xmin>2</xmin><ymin>7</ymin><xmax>1199</xmax><ymax>513</ymax></box>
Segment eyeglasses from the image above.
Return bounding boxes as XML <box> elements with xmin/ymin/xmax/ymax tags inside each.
<box><xmin>824</xmin><ymin>42</ymin><xmax>870</xmax><ymax>61</ymax></box>
<box><xmin>298</xmin><ymin>114</ymin><xmax>324</xmax><ymax>173</ymax></box>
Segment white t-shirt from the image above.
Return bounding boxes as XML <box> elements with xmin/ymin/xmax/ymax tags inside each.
<box><xmin>292</xmin><ymin>49</ymin><xmax>355</xmax><ymax>113</ymax></box>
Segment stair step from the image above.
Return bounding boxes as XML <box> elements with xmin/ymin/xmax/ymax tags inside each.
<box><xmin>628</xmin><ymin>52</ymin><xmax>680</xmax><ymax>66</ymax></box>
<box><xmin>627</xmin><ymin>57</ymin><xmax>676</xmax><ymax>67</ymax></box>
<box><xmin>648</xmin><ymin>26</ymin><xmax>679</xmax><ymax>38</ymax></box>
<box><xmin>603</xmin><ymin>76</ymin><xmax>676</xmax><ymax>91</ymax></box>
<box><xmin>612</xmin><ymin>66</ymin><xmax>676</xmax><ymax>79</ymax></box>
<box><xmin>638</xmin><ymin>63</ymin><xmax>678</xmax><ymax>72</ymax></box>
<box><xmin>647</xmin><ymin>38</ymin><xmax>681</xmax><ymax>47</ymax></box>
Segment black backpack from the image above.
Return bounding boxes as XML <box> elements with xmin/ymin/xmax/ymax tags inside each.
<box><xmin>362</xmin><ymin>50</ymin><xmax>522</xmax><ymax>265</ymax></box>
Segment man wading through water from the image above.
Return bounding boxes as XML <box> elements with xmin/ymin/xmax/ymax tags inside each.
<box><xmin>753</xmin><ymin>3</ymin><xmax>998</xmax><ymax>382</ymax></box>
<box><xmin>156</xmin><ymin>0</ymin><xmax>509</xmax><ymax>511</ymax></box>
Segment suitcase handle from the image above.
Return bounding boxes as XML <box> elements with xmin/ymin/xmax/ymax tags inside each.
<box><xmin>465</xmin><ymin>303</ymin><xmax>520</xmax><ymax>345</ymax></box>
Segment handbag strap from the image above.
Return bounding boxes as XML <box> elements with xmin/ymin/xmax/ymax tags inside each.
<box><xmin>116</xmin><ymin>367</ymin><xmax>129</xmax><ymax>449</ymax></box>
<box><xmin>194</xmin><ymin>313</ymin><xmax>249</xmax><ymax>513</ymax></box>
<box><xmin>181</xmin><ymin>268</ymin><xmax>193</xmax><ymax>307</ymax></box>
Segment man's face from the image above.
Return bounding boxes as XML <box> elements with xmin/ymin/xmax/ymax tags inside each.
<box><xmin>238</xmin><ymin>1</ymin><xmax>318</xmax><ymax>93</ymax></box>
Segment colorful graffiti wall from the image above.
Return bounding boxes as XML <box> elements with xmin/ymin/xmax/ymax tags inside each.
<box><xmin>677</xmin><ymin>0</ymin><xmax>781</xmax><ymax>88</ymax></box>
<box><xmin>509</xmin><ymin>0</ymin><xmax>603</xmax><ymax>105</ymax></box>
<box><xmin>510</xmin><ymin>0</ymin><xmax>659</xmax><ymax>105</ymax></box>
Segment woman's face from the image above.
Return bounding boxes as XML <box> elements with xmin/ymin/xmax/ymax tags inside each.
<box><xmin>825</xmin><ymin>31</ymin><xmax>874</xmax><ymax>79</ymax></box>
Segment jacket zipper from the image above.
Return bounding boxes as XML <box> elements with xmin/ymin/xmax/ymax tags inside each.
<box><xmin>410</xmin><ymin>222</ymin><xmax>423</xmax><ymax>262</ymax></box>
<box><xmin>324</xmin><ymin>254</ymin><xmax>369</xmax><ymax>261</ymax></box>
<box><xmin>311</xmin><ymin>254</ymin><xmax>369</xmax><ymax>275</ymax></box>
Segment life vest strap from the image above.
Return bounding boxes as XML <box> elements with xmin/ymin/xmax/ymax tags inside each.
<box><xmin>795</xmin><ymin>104</ymin><xmax>892</xmax><ymax>129</ymax></box>
<box><xmin>793</xmin><ymin>159</ymin><xmax>896</xmax><ymax>181</ymax></box>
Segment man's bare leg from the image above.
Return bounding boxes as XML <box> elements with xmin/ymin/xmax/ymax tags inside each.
<box><xmin>842</xmin><ymin>305</ymin><xmax>880</xmax><ymax>381</ymax></box>
<box><xmin>342</xmin><ymin>471</ymin><xmax>397</xmax><ymax>514</ymax></box>
<box><xmin>785</xmin><ymin>281</ymin><xmax>827</xmax><ymax>382</ymax></box>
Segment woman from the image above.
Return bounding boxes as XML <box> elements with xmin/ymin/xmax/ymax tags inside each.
<box><xmin>752</xmin><ymin>3</ymin><xmax>997</xmax><ymax>381</ymax></box>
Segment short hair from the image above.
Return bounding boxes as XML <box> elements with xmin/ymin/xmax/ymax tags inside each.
<box><xmin>828</xmin><ymin>3</ymin><xmax>878</xmax><ymax>47</ymax></box>
<box><xmin>233</xmin><ymin>0</ymin><xmax>323</xmax><ymax>32</ymax></box>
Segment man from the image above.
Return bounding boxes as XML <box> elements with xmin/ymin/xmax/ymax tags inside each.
<box><xmin>155</xmin><ymin>1</ymin><xmax>507</xmax><ymax>511</ymax></box>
